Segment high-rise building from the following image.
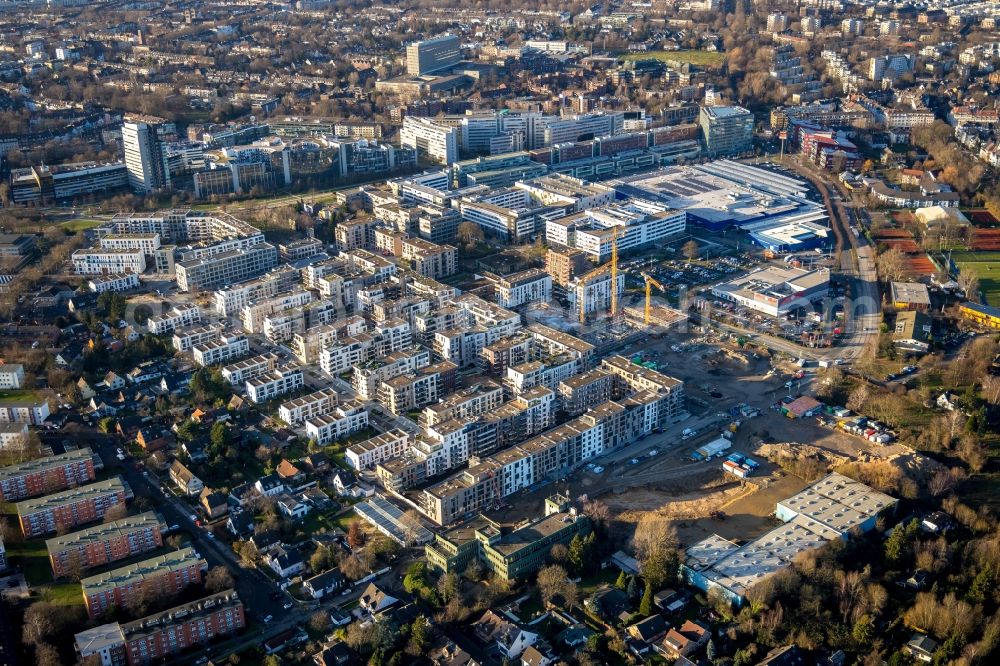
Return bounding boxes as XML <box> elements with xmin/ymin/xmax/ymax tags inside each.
<box><xmin>122</xmin><ymin>118</ymin><xmax>170</xmax><ymax>193</ymax></box>
<box><xmin>401</xmin><ymin>117</ymin><xmax>459</xmax><ymax>165</ymax></box>
<box><xmin>406</xmin><ymin>34</ymin><xmax>461</xmax><ymax>76</ymax></box>
<box><xmin>699</xmin><ymin>105</ymin><xmax>754</xmax><ymax>157</ymax></box>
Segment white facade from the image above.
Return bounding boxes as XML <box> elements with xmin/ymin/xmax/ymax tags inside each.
<box><xmin>148</xmin><ymin>304</ymin><xmax>201</xmax><ymax>335</ymax></box>
<box><xmin>278</xmin><ymin>388</ymin><xmax>338</xmax><ymax>427</ymax></box>
<box><xmin>88</xmin><ymin>274</ymin><xmax>140</xmax><ymax>294</ymax></box>
<box><xmin>345</xmin><ymin>429</ymin><xmax>409</xmax><ymax>470</ymax></box>
<box><xmin>0</xmin><ymin>365</ymin><xmax>25</xmax><ymax>390</ymax></box>
<box><xmin>305</xmin><ymin>402</ymin><xmax>370</xmax><ymax>445</ymax></box>
<box><xmin>401</xmin><ymin>117</ymin><xmax>459</xmax><ymax>165</ymax></box>
<box><xmin>192</xmin><ymin>334</ymin><xmax>250</xmax><ymax>366</ymax></box>
<box><xmin>72</xmin><ymin>249</ymin><xmax>146</xmax><ymax>275</ymax></box>
<box><xmin>246</xmin><ymin>367</ymin><xmax>304</xmax><ymax>404</ymax></box>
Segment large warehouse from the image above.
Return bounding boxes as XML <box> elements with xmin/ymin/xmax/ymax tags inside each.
<box><xmin>610</xmin><ymin>160</ymin><xmax>827</xmax><ymax>232</ymax></box>
<box><xmin>682</xmin><ymin>473</ymin><xmax>897</xmax><ymax>606</ymax></box>
<box><xmin>710</xmin><ymin>265</ymin><xmax>830</xmax><ymax>317</ymax></box>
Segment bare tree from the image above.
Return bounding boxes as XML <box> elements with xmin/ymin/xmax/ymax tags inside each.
<box><xmin>682</xmin><ymin>239</ymin><xmax>700</xmax><ymax>261</ymax></box>
<box><xmin>205</xmin><ymin>566</ymin><xmax>235</xmax><ymax>593</ymax></box>
<box><xmin>875</xmin><ymin>248</ymin><xmax>907</xmax><ymax>283</ymax></box>
<box><xmin>536</xmin><ymin>564</ymin><xmax>579</xmax><ymax>608</ymax></box>
<box><xmin>958</xmin><ymin>268</ymin><xmax>981</xmax><ymax>303</ymax></box>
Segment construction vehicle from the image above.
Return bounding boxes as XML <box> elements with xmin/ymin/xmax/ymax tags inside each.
<box><xmin>641</xmin><ymin>271</ymin><xmax>667</xmax><ymax>325</ymax></box>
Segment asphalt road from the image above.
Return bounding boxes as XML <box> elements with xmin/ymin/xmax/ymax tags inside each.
<box><xmin>93</xmin><ymin>438</ymin><xmax>285</xmax><ymax>619</ymax></box>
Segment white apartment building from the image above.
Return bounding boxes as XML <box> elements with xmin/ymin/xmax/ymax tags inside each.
<box><xmin>99</xmin><ymin>233</ymin><xmax>161</xmax><ymax>254</ymax></box>
<box><xmin>320</xmin><ymin>334</ymin><xmax>374</xmax><ymax>375</ymax></box>
<box><xmin>505</xmin><ymin>357</ymin><xmax>582</xmax><ymax>395</ymax></box>
<box><xmin>352</xmin><ymin>348</ymin><xmax>432</xmax><ymax>400</ymax></box>
<box><xmin>434</xmin><ymin>328</ymin><xmax>487</xmax><ymax>368</ymax></box>
<box><xmin>423</xmin><ymin>381</ymin><xmax>504</xmax><ymax>427</ymax></box>
<box><xmin>240</xmin><ymin>291</ymin><xmax>314</xmax><ymax>333</ymax></box>
<box><xmin>221</xmin><ymin>353</ymin><xmax>278</xmax><ymax>386</ymax></box>
<box><xmin>493</xmin><ymin>269</ymin><xmax>553</xmax><ymax>309</ymax></box>
<box><xmin>263</xmin><ymin>300</ymin><xmax>337</xmax><ymax>343</ymax></box>
<box><xmin>171</xmin><ymin>324</ymin><xmax>222</xmax><ymax>353</ymax></box>
<box><xmin>0</xmin><ymin>365</ymin><xmax>24</xmax><ymax>390</ymax></box>
<box><xmin>0</xmin><ymin>422</ymin><xmax>28</xmax><ymax>450</ymax></box>
<box><xmin>345</xmin><ymin>428</ymin><xmax>409</xmax><ymax>471</ymax></box>
<box><xmin>175</xmin><ymin>244</ymin><xmax>278</xmax><ymax>292</ymax></box>
<box><xmin>148</xmin><ymin>304</ymin><xmax>201</xmax><ymax>335</ymax></box>
<box><xmin>305</xmin><ymin>401</ymin><xmax>369</xmax><ymax>445</ymax></box>
<box><xmin>0</xmin><ymin>401</ymin><xmax>50</xmax><ymax>425</ymax></box>
<box><xmin>212</xmin><ymin>267</ymin><xmax>299</xmax><ymax>317</ymax></box>
<box><xmin>246</xmin><ymin>367</ymin><xmax>304</xmax><ymax>404</ymax></box>
<box><xmin>88</xmin><ymin>274</ymin><xmax>140</xmax><ymax>294</ymax></box>
<box><xmin>278</xmin><ymin>388</ymin><xmax>338</xmax><ymax>427</ymax></box>
<box><xmin>401</xmin><ymin>117</ymin><xmax>458</xmax><ymax>165</ymax></box>
<box><xmin>569</xmin><ymin>269</ymin><xmax>625</xmax><ymax>320</ymax></box>
<box><xmin>192</xmin><ymin>333</ymin><xmax>251</xmax><ymax>366</ymax></box>
<box><xmin>72</xmin><ymin>248</ymin><xmax>146</xmax><ymax>275</ymax></box>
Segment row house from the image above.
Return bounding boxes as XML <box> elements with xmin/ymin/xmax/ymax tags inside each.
<box><xmin>278</xmin><ymin>388</ymin><xmax>339</xmax><ymax>427</ymax></box>
<box><xmin>246</xmin><ymin>367</ymin><xmax>304</xmax><ymax>404</ymax></box>
<box><xmin>305</xmin><ymin>401</ymin><xmax>370</xmax><ymax>445</ymax></box>
<box><xmin>220</xmin><ymin>353</ymin><xmax>279</xmax><ymax>386</ymax></box>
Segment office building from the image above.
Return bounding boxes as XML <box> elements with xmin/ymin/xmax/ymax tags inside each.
<box><xmin>426</xmin><ymin>495</ymin><xmax>590</xmax><ymax>581</ymax></box>
<box><xmin>123</xmin><ymin>118</ymin><xmax>170</xmax><ymax>193</ymax></box>
<box><xmin>699</xmin><ymin>105</ymin><xmax>754</xmax><ymax>157</ymax></box>
<box><xmin>175</xmin><ymin>243</ymin><xmax>278</xmax><ymax>292</ymax></box>
<box><xmin>401</xmin><ymin>117</ymin><xmax>459</xmax><ymax>165</ymax></box>
<box><xmin>406</xmin><ymin>34</ymin><xmax>462</xmax><ymax>76</ymax></box>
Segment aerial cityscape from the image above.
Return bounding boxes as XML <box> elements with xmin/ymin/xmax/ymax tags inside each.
<box><xmin>0</xmin><ymin>0</ymin><xmax>998</xmax><ymax>665</ymax></box>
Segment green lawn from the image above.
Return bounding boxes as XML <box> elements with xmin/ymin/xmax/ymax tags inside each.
<box><xmin>620</xmin><ymin>50</ymin><xmax>726</xmax><ymax>68</ymax></box>
<box><xmin>330</xmin><ymin>509</ymin><xmax>358</xmax><ymax>532</ymax></box>
<box><xmin>0</xmin><ymin>389</ymin><xmax>44</xmax><ymax>402</ymax></box>
<box><xmin>7</xmin><ymin>539</ymin><xmax>54</xmax><ymax>585</ymax></box>
<box><xmin>45</xmin><ymin>582</ymin><xmax>84</xmax><ymax>607</ymax></box>
<box><xmin>951</xmin><ymin>251</ymin><xmax>1000</xmax><ymax>305</ymax></box>
<box><xmin>60</xmin><ymin>218</ymin><xmax>104</xmax><ymax>232</ymax></box>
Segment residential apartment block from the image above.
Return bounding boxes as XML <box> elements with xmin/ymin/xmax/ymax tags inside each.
<box><xmin>46</xmin><ymin>511</ymin><xmax>166</xmax><ymax>578</ymax></box>
<box><xmin>80</xmin><ymin>547</ymin><xmax>207</xmax><ymax>618</ymax></box>
<box><xmin>75</xmin><ymin>590</ymin><xmax>245</xmax><ymax>666</ymax></box>
<box><xmin>0</xmin><ymin>448</ymin><xmax>96</xmax><ymax>502</ymax></box>
<box><xmin>17</xmin><ymin>476</ymin><xmax>130</xmax><ymax>538</ymax></box>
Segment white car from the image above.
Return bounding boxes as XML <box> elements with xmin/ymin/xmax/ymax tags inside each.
<box><xmin>648</xmin><ymin>449</ymin><xmax>659</xmax><ymax>457</ymax></box>
<box><xmin>629</xmin><ymin>458</ymin><xmax>640</xmax><ymax>465</ymax></box>
<box><xmin>262</xmin><ymin>615</ymin><xmax>273</xmax><ymax>624</ymax></box>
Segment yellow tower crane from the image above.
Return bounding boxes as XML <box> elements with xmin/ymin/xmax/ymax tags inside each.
<box><xmin>641</xmin><ymin>271</ymin><xmax>667</xmax><ymax>325</ymax></box>
<box><xmin>609</xmin><ymin>226</ymin><xmax>621</xmax><ymax>318</ymax></box>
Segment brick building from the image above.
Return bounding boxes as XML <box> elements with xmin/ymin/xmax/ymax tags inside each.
<box><xmin>0</xmin><ymin>448</ymin><xmax>96</xmax><ymax>501</ymax></box>
<box><xmin>46</xmin><ymin>511</ymin><xmax>166</xmax><ymax>578</ymax></box>
<box><xmin>80</xmin><ymin>546</ymin><xmax>207</xmax><ymax>619</ymax></box>
<box><xmin>17</xmin><ymin>476</ymin><xmax>130</xmax><ymax>538</ymax></box>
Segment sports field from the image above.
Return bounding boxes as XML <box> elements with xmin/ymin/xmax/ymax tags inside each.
<box><xmin>951</xmin><ymin>251</ymin><xmax>1000</xmax><ymax>305</ymax></box>
<box><xmin>620</xmin><ymin>50</ymin><xmax>726</xmax><ymax>68</ymax></box>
